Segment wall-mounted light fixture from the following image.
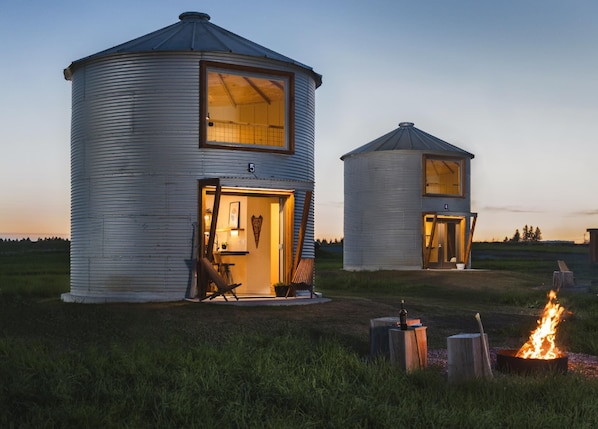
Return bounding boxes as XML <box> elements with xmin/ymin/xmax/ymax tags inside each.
<box><xmin>204</xmin><ymin>208</ymin><xmax>212</xmax><ymax>230</ymax></box>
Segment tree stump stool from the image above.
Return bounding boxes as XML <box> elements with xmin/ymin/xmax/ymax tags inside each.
<box><xmin>369</xmin><ymin>317</ymin><xmax>401</xmax><ymax>359</ymax></box>
<box><xmin>552</xmin><ymin>271</ymin><xmax>575</xmax><ymax>289</ymax></box>
<box><xmin>389</xmin><ymin>327</ymin><xmax>428</xmax><ymax>372</ymax></box>
<box><xmin>447</xmin><ymin>333</ymin><xmax>489</xmax><ymax>382</ymax></box>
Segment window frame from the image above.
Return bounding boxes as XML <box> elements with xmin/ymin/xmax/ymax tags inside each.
<box><xmin>422</xmin><ymin>155</ymin><xmax>466</xmax><ymax>197</ymax></box>
<box><xmin>200</xmin><ymin>61</ymin><xmax>295</xmax><ymax>154</ymax></box>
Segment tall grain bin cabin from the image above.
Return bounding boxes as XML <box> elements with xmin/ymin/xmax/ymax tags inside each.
<box><xmin>62</xmin><ymin>12</ymin><xmax>322</xmax><ymax>303</ymax></box>
<box><xmin>341</xmin><ymin>122</ymin><xmax>476</xmax><ymax>271</ymax></box>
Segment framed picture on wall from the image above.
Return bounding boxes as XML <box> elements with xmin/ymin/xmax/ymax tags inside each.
<box><xmin>229</xmin><ymin>201</ymin><xmax>240</xmax><ymax>229</ymax></box>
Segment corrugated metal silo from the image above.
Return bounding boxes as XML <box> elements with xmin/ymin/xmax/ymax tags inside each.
<box><xmin>341</xmin><ymin>122</ymin><xmax>476</xmax><ymax>271</ymax></box>
<box><xmin>63</xmin><ymin>12</ymin><xmax>322</xmax><ymax>302</ymax></box>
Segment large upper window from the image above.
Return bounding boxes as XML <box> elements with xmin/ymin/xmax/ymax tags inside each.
<box><xmin>424</xmin><ymin>155</ymin><xmax>464</xmax><ymax>196</ymax></box>
<box><xmin>200</xmin><ymin>61</ymin><xmax>294</xmax><ymax>153</ymax></box>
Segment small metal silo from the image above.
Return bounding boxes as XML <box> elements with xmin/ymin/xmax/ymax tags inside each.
<box><xmin>63</xmin><ymin>12</ymin><xmax>322</xmax><ymax>302</ymax></box>
<box><xmin>341</xmin><ymin>122</ymin><xmax>476</xmax><ymax>271</ymax></box>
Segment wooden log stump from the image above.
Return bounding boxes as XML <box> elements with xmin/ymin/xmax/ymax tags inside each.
<box><xmin>552</xmin><ymin>271</ymin><xmax>575</xmax><ymax>289</ymax></box>
<box><xmin>389</xmin><ymin>327</ymin><xmax>427</xmax><ymax>372</ymax></box>
<box><xmin>370</xmin><ymin>317</ymin><xmax>400</xmax><ymax>358</ymax></box>
<box><xmin>447</xmin><ymin>333</ymin><xmax>488</xmax><ymax>382</ymax></box>
<box><xmin>369</xmin><ymin>317</ymin><xmax>421</xmax><ymax>359</ymax></box>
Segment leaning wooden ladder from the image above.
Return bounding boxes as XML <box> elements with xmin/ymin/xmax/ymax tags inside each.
<box><xmin>200</xmin><ymin>257</ymin><xmax>241</xmax><ymax>301</ymax></box>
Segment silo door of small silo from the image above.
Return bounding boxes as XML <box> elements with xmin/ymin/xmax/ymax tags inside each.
<box><xmin>425</xmin><ymin>216</ymin><xmax>465</xmax><ymax>269</ymax></box>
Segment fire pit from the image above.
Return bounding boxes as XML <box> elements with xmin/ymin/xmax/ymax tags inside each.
<box><xmin>496</xmin><ymin>349</ymin><xmax>568</xmax><ymax>375</ymax></box>
<box><xmin>497</xmin><ymin>289</ymin><xmax>568</xmax><ymax>375</ymax></box>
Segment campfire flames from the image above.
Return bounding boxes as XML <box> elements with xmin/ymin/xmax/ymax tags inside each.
<box><xmin>516</xmin><ymin>290</ymin><xmax>565</xmax><ymax>360</ymax></box>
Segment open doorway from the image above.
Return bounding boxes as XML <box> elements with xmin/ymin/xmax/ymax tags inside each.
<box><xmin>423</xmin><ymin>215</ymin><xmax>466</xmax><ymax>269</ymax></box>
<box><xmin>198</xmin><ymin>180</ymin><xmax>294</xmax><ymax>298</ymax></box>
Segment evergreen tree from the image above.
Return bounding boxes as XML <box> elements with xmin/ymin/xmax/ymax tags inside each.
<box><xmin>533</xmin><ymin>226</ymin><xmax>542</xmax><ymax>241</ymax></box>
<box><xmin>523</xmin><ymin>225</ymin><xmax>531</xmax><ymax>242</ymax></box>
<box><xmin>511</xmin><ymin>229</ymin><xmax>521</xmax><ymax>242</ymax></box>
<box><xmin>511</xmin><ymin>225</ymin><xmax>543</xmax><ymax>242</ymax></box>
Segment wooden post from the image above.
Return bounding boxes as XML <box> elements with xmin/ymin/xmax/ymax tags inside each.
<box><xmin>389</xmin><ymin>327</ymin><xmax>427</xmax><ymax>372</ymax></box>
<box><xmin>587</xmin><ymin>228</ymin><xmax>598</xmax><ymax>264</ymax></box>
<box><xmin>293</xmin><ymin>191</ymin><xmax>312</xmax><ymax>272</ymax></box>
<box><xmin>464</xmin><ymin>215</ymin><xmax>477</xmax><ymax>267</ymax></box>
<box><xmin>423</xmin><ymin>215</ymin><xmax>438</xmax><ymax>269</ymax></box>
<box><xmin>447</xmin><ymin>333</ymin><xmax>488</xmax><ymax>382</ymax></box>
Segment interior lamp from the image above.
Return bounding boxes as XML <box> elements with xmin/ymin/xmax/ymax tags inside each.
<box><xmin>204</xmin><ymin>209</ymin><xmax>212</xmax><ymax>230</ymax></box>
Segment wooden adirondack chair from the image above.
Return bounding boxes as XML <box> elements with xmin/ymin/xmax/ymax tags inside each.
<box><xmin>200</xmin><ymin>257</ymin><xmax>241</xmax><ymax>301</ymax></box>
<box><xmin>286</xmin><ymin>258</ymin><xmax>315</xmax><ymax>298</ymax></box>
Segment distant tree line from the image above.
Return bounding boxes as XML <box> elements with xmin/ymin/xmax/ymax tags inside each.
<box><xmin>0</xmin><ymin>237</ymin><xmax>70</xmax><ymax>253</ymax></box>
<box><xmin>504</xmin><ymin>225</ymin><xmax>542</xmax><ymax>243</ymax></box>
<box><xmin>316</xmin><ymin>238</ymin><xmax>343</xmax><ymax>246</ymax></box>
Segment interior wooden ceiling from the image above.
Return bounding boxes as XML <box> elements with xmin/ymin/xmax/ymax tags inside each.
<box><xmin>428</xmin><ymin>159</ymin><xmax>459</xmax><ymax>176</ymax></box>
<box><xmin>208</xmin><ymin>72</ymin><xmax>285</xmax><ymax>107</ymax></box>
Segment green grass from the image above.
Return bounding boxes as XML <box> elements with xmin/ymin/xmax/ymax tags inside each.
<box><xmin>1</xmin><ymin>241</ymin><xmax>598</xmax><ymax>427</ymax></box>
<box><xmin>2</xmin><ymin>330</ymin><xmax>597</xmax><ymax>428</ymax></box>
<box><xmin>0</xmin><ymin>244</ymin><xmax>69</xmax><ymax>297</ymax></box>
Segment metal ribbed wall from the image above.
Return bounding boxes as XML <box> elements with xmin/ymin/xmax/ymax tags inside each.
<box><xmin>343</xmin><ymin>151</ymin><xmax>471</xmax><ymax>271</ymax></box>
<box><xmin>65</xmin><ymin>52</ymin><xmax>316</xmax><ymax>302</ymax></box>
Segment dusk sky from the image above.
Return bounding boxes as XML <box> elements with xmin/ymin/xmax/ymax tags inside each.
<box><xmin>1</xmin><ymin>0</ymin><xmax>597</xmax><ymax>243</ymax></box>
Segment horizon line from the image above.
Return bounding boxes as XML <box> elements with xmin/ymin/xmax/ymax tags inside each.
<box><xmin>0</xmin><ymin>232</ymin><xmax>71</xmax><ymax>239</ymax></box>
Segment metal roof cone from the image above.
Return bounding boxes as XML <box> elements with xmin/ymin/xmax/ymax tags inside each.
<box><xmin>64</xmin><ymin>11</ymin><xmax>321</xmax><ymax>86</ymax></box>
<box><xmin>341</xmin><ymin>122</ymin><xmax>474</xmax><ymax>160</ymax></box>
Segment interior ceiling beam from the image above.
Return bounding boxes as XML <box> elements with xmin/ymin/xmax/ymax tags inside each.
<box><xmin>218</xmin><ymin>73</ymin><xmax>237</xmax><ymax>107</ymax></box>
<box><xmin>269</xmin><ymin>80</ymin><xmax>284</xmax><ymax>91</ymax></box>
<box><xmin>441</xmin><ymin>160</ymin><xmax>455</xmax><ymax>174</ymax></box>
<box><xmin>432</xmin><ymin>160</ymin><xmax>454</xmax><ymax>176</ymax></box>
<box><xmin>244</xmin><ymin>77</ymin><xmax>271</xmax><ymax>104</ymax></box>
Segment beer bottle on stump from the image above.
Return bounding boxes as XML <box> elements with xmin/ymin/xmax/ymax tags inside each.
<box><xmin>399</xmin><ymin>299</ymin><xmax>408</xmax><ymax>330</ymax></box>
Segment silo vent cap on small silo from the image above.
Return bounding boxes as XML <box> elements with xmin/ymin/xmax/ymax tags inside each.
<box><xmin>399</xmin><ymin>122</ymin><xmax>414</xmax><ymax>127</ymax></box>
<box><xmin>179</xmin><ymin>12</ymin><xmax>211</xmax><ymax>21</ymax></box>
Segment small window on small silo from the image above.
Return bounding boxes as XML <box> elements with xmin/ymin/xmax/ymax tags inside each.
<box><xmin>200</xmin><ymin>61</ymin><xmax>294</xmax><ymax>153</ymax></box>
<box><xmin>424</xmin><ymin>155</ymin><xmax>464</xmax><ymax>196</ymax></box>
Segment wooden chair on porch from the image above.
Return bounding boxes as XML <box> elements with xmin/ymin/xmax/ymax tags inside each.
<box><xmin>213</xmin><ymin>252</ymin><xmax>235</xmax><ymax>285</ymax></box>
<box><xmin>200</xmin><ymin>257</ymin><xmax>241</xmax><ymax>301</ymax></box>
<box><xmin>286</xmin><ymin>258</ymin><xmax>315</xmax><ymax>298</ymax></box>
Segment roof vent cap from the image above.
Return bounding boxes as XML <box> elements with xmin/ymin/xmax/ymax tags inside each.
<box><xmin>399</xmin><ymin>122</ymin><xmax>414</xmax><ymax>128</ymax></box>
<box><xmin>179</xmin><ymin>12</ymin><xmax>211</xmax><ymax>21</ymax></box>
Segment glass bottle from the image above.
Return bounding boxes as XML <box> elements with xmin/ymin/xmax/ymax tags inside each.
<box><xmin>399</xmin><ymin>299</ymin><xmax>408</xmax><ymax>330</ymax></box>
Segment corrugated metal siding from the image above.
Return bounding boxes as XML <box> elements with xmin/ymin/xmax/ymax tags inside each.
<box><xmin>67</xmin><ymin>52</ymin><xmax>316</xmax><ymax>302</ymax></box>
<box><xmin>343</xmin><ymin>151</ymin><xmax>423</xmax><ymax>270</ymax></box>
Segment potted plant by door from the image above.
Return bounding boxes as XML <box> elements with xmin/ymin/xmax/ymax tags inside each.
<box><xmin>273</xmin><ymin>282</ymin><xmax>290</xmax><ymax>297</ymax></box>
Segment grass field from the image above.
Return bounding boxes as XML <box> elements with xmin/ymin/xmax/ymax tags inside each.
<box><xmin>1</xmin><ymin>240</ymin><xmax>598</xmax><ymax>427</ymax></box>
